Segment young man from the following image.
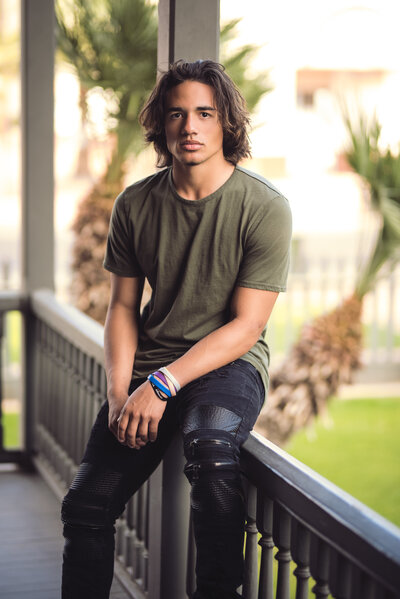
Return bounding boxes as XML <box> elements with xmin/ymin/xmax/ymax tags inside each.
<box><xmin>61</xmin><ymin>60</ymin><xmax>292</xmax><ymax>599</ymax></box>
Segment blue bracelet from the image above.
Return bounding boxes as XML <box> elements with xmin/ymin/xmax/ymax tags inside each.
<box><xmin>147</xmin><ymin>373</ymin><xmax>172</xmax><ymax>399</ymax></box>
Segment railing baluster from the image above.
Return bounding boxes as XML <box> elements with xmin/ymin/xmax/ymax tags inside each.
<box><xmin>54</xmin><ymin>332</ymin><xmax>62</xmax><ymax>445</ymax></box>
<box><xmin>92</xmin><ymin>362</ymin><xmax>103</xmax><ymax>421</ymax></box>
<box><xmin>34</xmin><ymin>320</ymin><xmax>44</xmax><ymax>445</ymax></box>
<box><xmin>137</xmin><ymin>483</ymin><xmax>148</xmax><ymax>589</ymax></box>
<box><xmin>50</xmin><ymin>329</ymin><xmax>58</xmax><ymax>438</ymax></box>
<box><xmin>132</xmin><ymin>488</ymin><xmax>145</xmax><ymax>585</ymax></box>
<box><xmin>256</xmin><ymin>490</ymin><xmax>274</xmax><ymax>599</ymax></box>
<box><xmin>125</xmin><ymin>498</ymin><xmax>137</xmax><ymax>580</ymax></box>
<box><xmin>243</xmin><ymin>482</ymin><xmax>259</xmax><ymax>599</ymax></box>
<box><xmin>143</xmin><ymin>480</ymin><xmax>150</xmax><ymax>593</ymax></box>
<box><xmin>291</xmin><ymin>520</ymin><xmax>311</xmax><ymax>599</ymax></box>
<box><xmin>65</xmin><ymin>341</ymin><xmax>76</xmax><ymax>485</ymax></box>
<box><xmin>329</xmin><ymin>550</ymin><xmax>353</xmax><ymax>599</ymax></box>
<box><xmin>186</xmin><ymin>514</ymin><xmax>197</xmax><ymax>599</ymax></box>
<box><xmin>42</xmin><ymin>324</ymin><xmax>50</xmax><ymax>431</ymax></box>
<box><xmin>310</xmin><ymin>535</ymin><xmax>330</xmax><ymax>599</ymax></box>
<box><xmin>59</xmin><ymin>337</ymin><xmax>70</xmax><ymax>484</ymax></box>
<box><xmin>54</xmin><ymin>333</ymin><xmax>65</xmax><ymax>480</ymax></box>
<box><xmin>76</xmin><ymin>350</ymin><xmax>86</xmax><ymax>458</ymax></box>
<box><xmin>273</xmin><ymin>503</ymin><xmax>292</xmax><ymax>599</ymax></box>
<box><xmin>360</xmin><ymin>573</ymin><xmax>378</xmax><ymax>599</ymax></box>
<box><xmin>70</xmin><ymin>345</ymin><xmax>79</xmax><ymax>468</ymax></box>
<box><xmin>116</xmin><ymin>510</ymin><xmax>126</xmax><ymax>561</ymax></box>
<box><xmin>83</xmin><ymin>356</ymin><xmax>94</xmax><ymax>443</ymax></box>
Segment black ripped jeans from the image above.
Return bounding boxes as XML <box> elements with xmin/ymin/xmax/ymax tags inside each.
<box><xmin>61</xmin><ymin>359</ymin><xmax>264</xmax><ymax>599</ymax></box>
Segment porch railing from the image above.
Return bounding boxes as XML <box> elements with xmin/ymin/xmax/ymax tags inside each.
<box><xmin>0</xmin><ymin>289</ymin><xmax>399</xmax><ymax>599</ymax></box>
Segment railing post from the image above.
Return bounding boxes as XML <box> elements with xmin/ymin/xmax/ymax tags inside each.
<box><xmin>148</xmin><ymin>433</ymin><xmax>191</xmax><ymax>599</ymax></box>
<box><xmin>0</xmin><ymin>313</ymin><xmax>5</xmax><ymax>452</ymax></box>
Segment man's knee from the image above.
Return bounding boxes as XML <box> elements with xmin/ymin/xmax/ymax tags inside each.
<box><xmin>183</xmin><ymin>432</ymin><xmax>243</xmax><ymax>515</ymax></box>
<box><xmin>61</xmin><ymin>462</ymin><xmax>124</xmax><ymax>531</ymax></box>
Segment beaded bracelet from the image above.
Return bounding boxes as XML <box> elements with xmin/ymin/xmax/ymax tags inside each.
<box><xmin>147</xmin><ymin>367</ymin><xmax>180</xmax><ymax>401</ymax></box>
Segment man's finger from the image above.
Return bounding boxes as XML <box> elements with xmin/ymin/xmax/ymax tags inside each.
<box><xmin>117</xmin><ymin>410</ymin><xmax>130</xmax><ymax>443</ymax></box>
<box><xmin>136</xmin><ymin>419</ymin><xmax>149</xmax><ymax>445</ymax></box>
<box><xmin>125</xmin><ymin>415</ymin><xmax>140</xmax><ymax>448</ymax></box>
<box><xmin>148</xmin><ymin>419</ymin><xmax>159</xmax><ymax>443</ymax></box>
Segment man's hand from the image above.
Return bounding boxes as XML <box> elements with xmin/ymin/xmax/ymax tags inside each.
<box><xmin>109</xmin><ymin>381</ymin><xmax>167</xmax><ymax>449</ymax></box>
<box><xmin>108</xmin><ymin>394</ymin><xmax>128</xmax><ymax>438</ymax></box>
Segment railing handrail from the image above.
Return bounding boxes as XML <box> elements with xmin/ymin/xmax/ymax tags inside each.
<box><xmin>241</xmin><ymin>432</ymin><xmax>400</xmax><ymax>591</ymax></box>
<box><xmin>30</xmin><ymin>288</ymin><xmax>105</xmax><ymax>365</ymax></box>
<box><xmin>0</xmin><ymin>289</ymin><xmax>28</xmax><ymax>312</ymax></box>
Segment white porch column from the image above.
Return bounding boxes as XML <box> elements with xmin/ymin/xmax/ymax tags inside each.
<box><xmin>21</xmin><ymin>0</ymin><xmax>54</xmax><ymax>293</ymax></box>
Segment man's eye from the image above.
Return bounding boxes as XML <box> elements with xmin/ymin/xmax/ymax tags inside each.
<box><xmin>200</xmin><ymin>112</ymin><xmax>211</xmax><ymax>118</ymax></box>
<box><xmin>170</xmin><ymin>112</ymin><xmax>181</xmax><ymax>119</ymax></box>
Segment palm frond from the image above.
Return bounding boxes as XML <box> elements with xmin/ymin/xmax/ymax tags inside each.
<box><xmin>343</xmin><ymin>111</ymin><xmax>400</xmax><ymax>297</ymax></box>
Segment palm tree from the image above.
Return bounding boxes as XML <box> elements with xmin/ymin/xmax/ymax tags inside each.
<box><xmin>56</xmin><ymin>1</ymin><xmax>271</xmax><ymax>322</ymax></box>
<box><xmin>256</xmin><ymin>114</ymin><xmax>400</xmax><ymax>446</ymax></box>
<box><xmin>56</xmin><ymin>0</ymin><xmax>158</xmax><ymax>321</ymax></box>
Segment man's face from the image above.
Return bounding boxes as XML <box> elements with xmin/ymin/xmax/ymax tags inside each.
<box><xmin>164</xmin><ymin>80</ymin><xmax>224</xmax><ymax>168</ymax></box>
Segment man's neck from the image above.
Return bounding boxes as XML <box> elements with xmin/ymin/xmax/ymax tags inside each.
<box><xmin>171</xmin><ymin>159</ymin><xmax>235</xmax><ymax>201</ymax></box>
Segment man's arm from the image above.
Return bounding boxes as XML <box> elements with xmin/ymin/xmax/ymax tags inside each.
<box><xmin>168</xmin><ymin>286</ymin><xmax>278</xmax><ymax>386</ymax></box>
<box><xmin>104</xmin><ymin>273</ymin><xmax>144</xmax><ymax>436</ymax></box>
<box><xmin>116</xmin><ymin>285</ymin><xmax>278</xmax><ymax>448</ymax></box>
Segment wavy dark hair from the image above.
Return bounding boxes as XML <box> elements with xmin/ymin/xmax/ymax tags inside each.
<box><xmin>139</xmin><ymin>60</ymin><xmax>251</xmax><ymax>167</ymax></box>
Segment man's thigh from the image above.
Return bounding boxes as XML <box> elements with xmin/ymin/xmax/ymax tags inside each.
<box><xmin>64</xmin><ymin>378</ymin><xmax>179</xmax><ymax>524</ymax></box>
<box><xmin>176</xmin><ymin>359</ymin><xmax>264</xmax><ymax>447</ymax></box>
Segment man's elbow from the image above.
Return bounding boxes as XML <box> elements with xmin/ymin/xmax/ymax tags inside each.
<box><xmin>236</xmin><ymin>318</ymin><xmax>265</xmax><ymax>351</ymax></box>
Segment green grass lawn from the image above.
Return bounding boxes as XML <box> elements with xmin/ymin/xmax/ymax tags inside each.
<box><xmin>286</xmin><ymin>397</ymin><xmax>400</xmax><ymax>527</ymax></box>
<box><xmin>1</xmin><ymin>412</ymin><xmax>20</xmax><ymax>448</ymax></box>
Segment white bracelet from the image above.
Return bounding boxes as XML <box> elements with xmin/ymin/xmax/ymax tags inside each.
<box><xmin>159</xmin><ymin>366</ymin><xmax>181</xmax><ymax>393</ymax></box>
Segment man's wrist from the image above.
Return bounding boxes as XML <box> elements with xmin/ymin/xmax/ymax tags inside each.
<box><xmin>147</xmin><ymin>367</ymin><xmax>181</xmax><ymax>400</ymax></box>
<box><xmin>107</xmin><ymin>387</ymin><xmax>130</xmax><ymax>403</ymax></box>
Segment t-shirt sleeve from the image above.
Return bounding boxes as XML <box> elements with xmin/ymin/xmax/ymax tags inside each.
<box><xmin>237</xmin><ymin>195</ymin><xmax>292</xmax><ymax>292</ymax></box>
<box><xmin>103</xmin><ymin>190</ymin><xmax>143</xmax><ymax>277</ymax></box>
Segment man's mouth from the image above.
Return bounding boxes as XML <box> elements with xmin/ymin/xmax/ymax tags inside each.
<box><xmin>180</xmin><ymin>140</ymin><xmax>203</xmax><ymax>151</ymax></box>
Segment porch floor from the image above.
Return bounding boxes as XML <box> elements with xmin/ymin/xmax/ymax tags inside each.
<box><xmin>0</xmin><ymin>465</ymin><xmax>131</xmax><ymax>599</ymax></box>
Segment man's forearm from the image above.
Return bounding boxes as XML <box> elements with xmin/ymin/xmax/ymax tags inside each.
<box><xmin>104</xmin><ymin>304</ymin><xmax>138</xmax><ymax>399</ymax></box>
<box><xmin>167</xmin><ymin>318</ymin><xmax>262</xmax><ymax>388</ymax></box>
<box><xmin>163</xmin><ymin>287</ymin><xmax>278</xmax><ymax>392</ymax></box>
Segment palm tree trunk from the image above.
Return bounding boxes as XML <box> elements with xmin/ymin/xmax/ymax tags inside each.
<box><xmin>255</xmin><ymin>295</ymin><xmax>363</xmax><ymax>446</ymax></box>
<box><xmin>69</xmin><ymin>121</ymin><xmax>132</xmax><ymax>317</ymax></box>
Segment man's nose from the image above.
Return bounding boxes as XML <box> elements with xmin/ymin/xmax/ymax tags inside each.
<box><xmin>182</xmin><ymin>114</ymin><xmax>197</xmax><ymax>134</ymax></box>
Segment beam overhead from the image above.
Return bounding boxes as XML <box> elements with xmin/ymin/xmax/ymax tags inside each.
<box><xmin>158</xmin><ymin>0</ymin><xmax>220</xmax><ymax>72</ymax></box>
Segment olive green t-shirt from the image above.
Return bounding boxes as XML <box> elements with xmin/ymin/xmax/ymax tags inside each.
<box><xmin>103</xmin><ymin>165</ymin><xmax>292</xmax><ymax>396</ymax></box>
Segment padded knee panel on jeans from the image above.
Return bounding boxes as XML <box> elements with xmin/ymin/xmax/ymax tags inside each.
<box><xmin>184</xmin><ymin>433</ymin><xmax>244</xmax><ymax>516</ymax></box>
<box><xmin>62</xmin><ymin>462</ymin><xmax>124</xmax><ymax>530</ymax></box>
<box><xmin>61</xmin><ymin>463</ymin><xmax>126</xmax><ymax>598</ymax></box>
